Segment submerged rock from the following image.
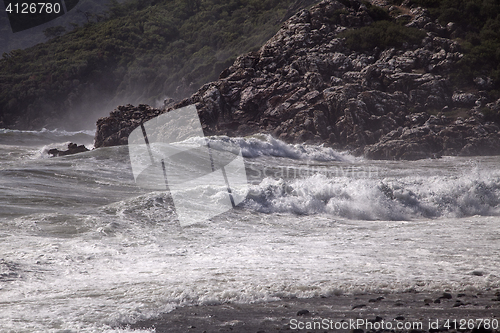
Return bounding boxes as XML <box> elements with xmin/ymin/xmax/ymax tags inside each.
<box><xmin>296</xmin><ymin>309</ymin><xmax>310</xmax><ymax>316</ymax></box>
<box><xmin>94</xmin><ymin>0</ymin><xmax>500</xmax><ymax>160</ymax></box>
<box><xmin>48</xmin><ymin>143</ymin><xmax>89</xmax><ymax>157</ymax></box>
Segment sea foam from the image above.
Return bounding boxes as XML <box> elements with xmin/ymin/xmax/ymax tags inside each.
<box><xmin>245</xmin><ymin>170</ymin><xmax>500</xmax><ymax>220</ymax></box>
<box><xmin>187</xmin><ymin>134</ymin><xmax>353</xmax><ymax>161</ymax></box>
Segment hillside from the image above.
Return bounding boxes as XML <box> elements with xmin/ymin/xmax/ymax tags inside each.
<box><xmin>0</xmin><ymin>0</ymin><xmax>113</xmax><ymax>55</ymax></box>
<box><xmin>0</xmin><ymin>0</ymin><xmax>310</xmax><ymax>130</ymax></box>
<box><xmin>95</xmin><ymin>0</ymin><xmax>500</xmax><ymax>160</ymax></box>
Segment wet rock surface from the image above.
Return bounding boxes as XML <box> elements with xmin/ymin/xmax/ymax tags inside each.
<box><xmin>48</xmin><ymin>143</ymin><xmax>89</xmax><ymax>157</ymax></box>
<box><xmin>126</xmin><ymin>291</ymin><xmax>500</xmax><ymax>333</ymax></box>
<box><xmin>94</xmin><ymin>0</ymin><xmax>500</xmax><ymax>160</ymax></box>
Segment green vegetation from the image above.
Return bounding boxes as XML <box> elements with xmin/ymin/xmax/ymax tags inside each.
<box><xmin>340</xmin><ymin>0</ymin><xmax>500</xmax><ymax>97</ymax></box>
<box><xmin>330</xmin><ymin>0</ymin><xmax>391</xmax><ymax>23</ymax></box>
<box><xmin>394</xmin><ymin>0</ymin><xmax>500</xmax><ymax>91</ymax></box>
<box><xmin>43</xmin><ymin>26</ymin><xmax>67</xmax><ymax>39</ymax></box>
<box><xmin>2</xmin><ymin>0</ymin><xmax>500</xmax><ymax>130</ymax></box>
<box><xmin>481</xmin><ymin>106</ymin><xmax>500</xmax><ymax>123</ymax></box>
<box><xmin>0</xmin><ymin>0</ymin><xmax>112</xmax><ymax>55</ymax></box>
<box><xmin>0</xmin><ymin>0</ymin><xmax>301</xmax><ymax>129</ymax></box>
<box><xmin>339</xmin><ymin>20</ymin><xmax>426</xmax><ymax>51</ymax></box>
<box><xmin>337</xmin><ymin>2</ymin><xmax>426</xmax><ymax>51</ymax></box>
<box><xmin>362</xmin><ymin>0</ymin><xmax>392</xmax><ymax>21</ymax></box>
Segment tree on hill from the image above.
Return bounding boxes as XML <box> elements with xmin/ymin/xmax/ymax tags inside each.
<box><xmin>0</xmin><ymin>0</ymin><xmax>307</xmax><ymax>130</ymax></box>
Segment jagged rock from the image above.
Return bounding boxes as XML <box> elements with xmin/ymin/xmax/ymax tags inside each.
<box><xmin>48</xmin><ymin>143</ymin><xmax>89</xmax><ymax>157</ymax></box>
<box><xmin>94</xmin><ymin>0</ymin><xmax>500</xmax><ymax>160</ymax></box>
<box><xmin>452</xmin><ymin>92</ymin><xmax>478</xmax><ymax>106</ymax></box>
<box><xmin>94</xmin><ymin>104</ymin><xmax>163</xmax><ymax>147</ymax></box>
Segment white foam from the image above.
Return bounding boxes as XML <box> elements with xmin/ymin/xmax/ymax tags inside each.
<box><xmin>2</xmin><ymin>138</ymin><xmax>500</xmax><ymax>332</ymax></box>
<box><xmin>0</xmin><ymin>128</ymin><xmax>94</xmax><ymax>150</ymax></box>
<box><xmin>2</xmin><ymin>208</ymin><xmax>499</xmax><ymax>332</ymax></box>
<box><xmin>186</xmin><ymin>134</ymin><xmax>352</xmax><ymax>161</ymax></box>
<box><xmin>245</xmin><ymin>168</ymin><xmax>500</xmax><ymax>220</ymax></box>
<box><xmin>0</xmin><ymin>128</ymin><xmax>95</xmax><ymax>136</ymax></box>
<box><xmin>32</xmin><ymin>142</ymin><xmax>73</xmax><ymax>159</ymax></box>
<box><xmin>1</xmin><ymin>186</ymin><xmax>500</xmax><ymax>332</ymax></box>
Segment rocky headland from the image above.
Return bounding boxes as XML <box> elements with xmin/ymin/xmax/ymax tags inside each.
<box><xmin>94</xmin><ymin>0</ymin><xmax>500</xmax><ymax>160</ymax></box>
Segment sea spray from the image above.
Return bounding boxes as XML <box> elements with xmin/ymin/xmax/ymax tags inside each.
<box><xmin>245</xmin><ymin>171</ymin><xmax>500</xmax><ymax>220</ymax></box>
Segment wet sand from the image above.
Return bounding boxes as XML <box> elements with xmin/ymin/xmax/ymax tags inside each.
<box><xmin>126</xmin><ymin>291</ymin><xmax>500</xmax><ymax>332</ymax></box>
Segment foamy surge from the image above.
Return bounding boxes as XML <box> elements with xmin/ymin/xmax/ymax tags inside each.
<box><xmin>245</xmin><ymin>170</ymin><xmax>500</xmax><ymax>220</ymax></box>
<box><xmin>2</xmin><ymin>132</ymin><xmax>500</xmax><ymax>332</ymax></box>
<box><xmin>188</xmin><ymin>134</ymin><xmax>352</xmax><ymax>161</ymax></box>
<box><xmin>0</xmin><ymin>128</ymin><xmax>94</xmax><ymax>143</ymax></box>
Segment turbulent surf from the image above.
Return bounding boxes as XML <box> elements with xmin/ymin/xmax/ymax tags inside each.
<box><xmin>1</xmin><ymin>130</ymin><xmax>499</xmax><ymax>332</ymax></box>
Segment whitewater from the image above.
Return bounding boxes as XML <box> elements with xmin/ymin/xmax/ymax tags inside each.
<box><xmin>0</xmin><ymin>129</ymin><xmax>499</xmax><ymax>332</ymax></box>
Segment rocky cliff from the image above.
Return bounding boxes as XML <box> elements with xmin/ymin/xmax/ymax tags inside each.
<box><xmin>94</xmin><ymin>0</ymin><xmax>500</xmax><ymax>160</ymax></box>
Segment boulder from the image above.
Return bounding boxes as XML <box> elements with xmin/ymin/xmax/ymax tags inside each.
<box><xmin>48</xmin><ymin>143</ymin><xmax>89</xmax><ymax>157</ymax></box>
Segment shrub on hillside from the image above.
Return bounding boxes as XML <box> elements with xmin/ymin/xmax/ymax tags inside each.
<box><xmin>339</xmin><ymin>20</ymin><xmax>426</xmax><ymax>51</ymax></box>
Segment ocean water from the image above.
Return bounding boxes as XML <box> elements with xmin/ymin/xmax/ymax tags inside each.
<box><xmin>0</xmin><ymin>129</ymin><xmax>499</xmax><ymax>332</ymax></box>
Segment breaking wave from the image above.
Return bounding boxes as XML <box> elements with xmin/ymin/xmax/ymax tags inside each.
<box><xmin>189</xmin><ymin>134</ymin><xmax>353</xmax><ymax>161</ymax></box>
<box><xmin>245</xmin><ymin>171</ymin><xmax>500</xmax><ymax>220</ymax></box>
<box><xmin>0</xmin><ymin>128</ymin><xmax>94</xmax><ymax>147</ymax></box>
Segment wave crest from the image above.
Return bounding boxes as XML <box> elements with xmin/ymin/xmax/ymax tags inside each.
<box><xmin>187</xmin><ymin>134</ymin><xmax>352</xmax><ymax>161</ymax></box>
<box><xmin>245</xmin><ymin>171</ymin><xmax>500</xmax><ymax>220</ymax></box>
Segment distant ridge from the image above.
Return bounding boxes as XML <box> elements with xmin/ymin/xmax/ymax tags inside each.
<box><xmin>0</xmin><ymin>0</ymin><xmax>304</xmax><ymax>130</ymax></box>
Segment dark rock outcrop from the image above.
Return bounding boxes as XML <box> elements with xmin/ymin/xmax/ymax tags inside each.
<box><xmin>94</xmin><ymin>104</ymin><xmax>164</xmax><ymax>148</ymax></box>
<box><xmin>48</xmin><ymin>143</ymin><xmax>89</xmax><ymax>157</ymax></box>
<box><xmin>94</xmin><ymin>0</ymin><xmax>500</xmax><ymax>160</ymax></box>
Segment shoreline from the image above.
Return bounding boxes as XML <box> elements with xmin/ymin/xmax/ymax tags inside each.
<box><xmin>126</xmin><ymin>291</ymin><xmax>500</xmax><ymax>332</ymax></box>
